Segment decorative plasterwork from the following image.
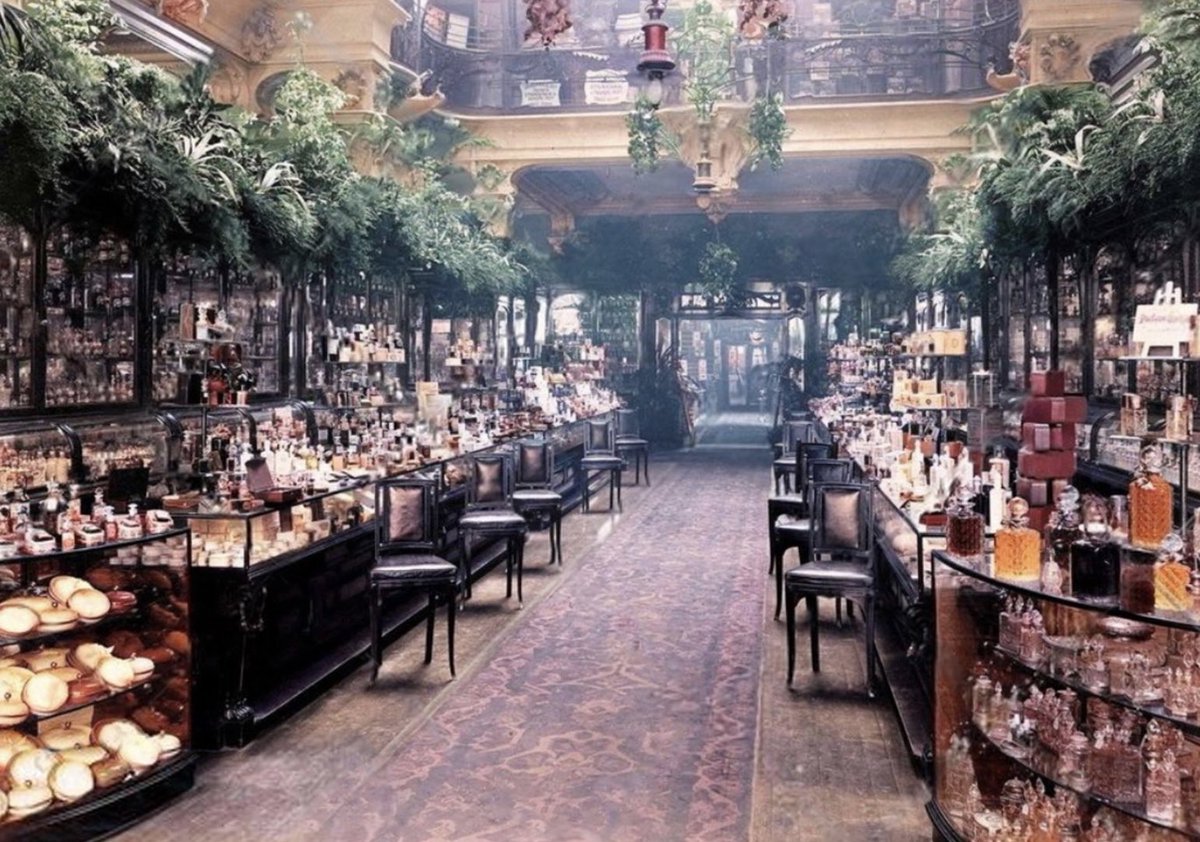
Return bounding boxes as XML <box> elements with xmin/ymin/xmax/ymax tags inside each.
<box><xmin>1039</xmin><ymin>33</ymin><xmax>1082</xmax><ymax>83</ymax></box>
<box><xmin>333</xmin><ymin>66</ymin><xmax>369</xmax><ymax>110</ymax></box>
<box><xmin>241</xmin><ymin>3</ymin><xmax>285</xmax><ymax>63</ymax></box>
<box><xmin>524</xmin><ymin>0</ymin><xmax>573</xmax><ymax>48</ymax></box>
<box><xmin>156</xmin><ymin>0</ymin><xmax>208</xmax><ymax>27</ymax></box>
<box><xmin>208</xmin><ymin>59</ymin><xmax>248</xmax><ymax>106</ymax></box>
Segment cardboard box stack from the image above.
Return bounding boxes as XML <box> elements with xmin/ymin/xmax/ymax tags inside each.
<box><xmin>1016</xmin><ymin>371</ymin><xmax>1085</xmax><ymax>532</ymax></box>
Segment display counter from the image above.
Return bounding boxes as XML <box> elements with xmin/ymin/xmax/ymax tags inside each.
<box><xmin>929</xmin><ymin>548</ymin><xmax>1200</xmax><ymax>840</ymax></box>
<box><xmin>0</xmin><ymin>527</ymin><xmax>194</xmax><ymax>841</ymax></box>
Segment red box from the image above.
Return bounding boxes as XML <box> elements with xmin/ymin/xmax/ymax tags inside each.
<box><xmin>1017</xmin><ymin>477</ymin><xmax>1050</xmax><ymax>507</ymax></box>
<box><xmin>1050</xmin><ymin>424</ymin><xmax>1077</xmax><ymax>452</ymax></box>
<box><xmin>1051</xmin><ymin>478</ymin><xmax>1071</xmax><ymax>504</ymax></box>
<box><xmin>1027</xmin><ymin>505</ymin><xmax>1052</xmax><ymax>534</ymax></box>
<box><xmin>1021</xmin><ymin>423</ymin><xmax>1052</xmax><ymax>452</ymax></box>
<box><xmin>1022</xmin><ymin>396</ymin><xmax>1088</xmax><ymax>425</ymax></box>
<box><xmin>1031</xmin><ymin>370</ymin><xmax>1066</xmax><ymax>397</ymax></box>
<box><xmin>1017</xmin><ymin>447</ymin><xmax>1077</xmax><ymax>480</ymax></box>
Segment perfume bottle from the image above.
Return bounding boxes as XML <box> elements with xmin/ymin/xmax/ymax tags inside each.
<box><xmin>1120</xmin><ymin>392</ymin><xmax>1148</xmax><ymax>437</ymax></box>
<box><xmin>1047</xmin><ymin>485</ymin><xmax>1081</xmax><ymax>593</ymax></box>
<box><xmin>946</xmin><ymin>487</ymin><xmax>984</xmax><ymax>559</ymax></box>
<box><xmin>1071</xmin><ymin>496</ymin><xmax>1120</xmax><ymax>603</ymax></box>
<box><xmin>1166</xmin><ymin>394</ymin><xmax>1195</xmax><ymax>442</ymax></box>
<box><xmin>994</xmin><ymin>497</ymin><xmax>1041</xmax><ymax>583</ymax></box>
<box><xmin>1129</xmin><ymin>445</ymin><xmax>1172</xmax><ymax>549</ymax></box>
<box><xmin>1155</xmin><ymin>531</ymin><xmax>1192</xmax><ymax>612</ymax></box>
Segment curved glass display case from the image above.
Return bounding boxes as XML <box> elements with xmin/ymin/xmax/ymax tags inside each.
<box><xmin>930</xmin><ymin>548</ymin><xmax>1200</xmax><ymax>840</ymax></box>
<box><xmin>0</xmin><ymin>527</ymin><xmax>194</xmax><ymax>839</ymax></box>
<box><xmin>66</xmin><ymin>414</ymin><xmax>172</xmax><ymax>491</ymax></box>
<box><xmin>0</xmin><ymin>421</ymin><xmax>76</xmax><ymax>499</ymax></box>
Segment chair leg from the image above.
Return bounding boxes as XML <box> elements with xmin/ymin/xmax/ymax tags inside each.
<box><xmin>847</xmin><ymin>602</ymin><xmax>855</xmax><ymax>621</ymax></box>
<box><xmin>445</xmin><ymin>585</ymin><xmax>457</xmax><ymax>678</ymax></box>
<box><xmin>505</xmin><ymin>537</ymin><xmax>513</xmax><ymax>598</ymax></box>
<box><xmin>369</xmin><ymin>582</ymin><xmax>381</xmax><ymax>683</ymax></box>
<box><xmin>424</xmin><ymin>590</ymin><xmax>435</xmax><ymax>665</ymax></box>
<box><xmin>808</xmin><ymin>594</ymin><xmax>821</xmax><ymax>673</ymax></box>
<box><xmin>835</xmin><ymin>598</ymin><xmax>843</xmax><ymax>628</ymax></box>
<box><xmin>461</xmin><ymin>531</ymin><xmax>473</xmax><ymax>601</ymax></box>
<box><xmin>774</xmin><ymin>550</ymin><xmax>784</xmax><ymax>621</ymax></box>
<box><xmin>608</xmin><ymin>468</ymin><xmax>615</xmax><ymax>510</ymax></box>
<box><xmin>643</xmin><ymin>449</ymin><xmax>650</xmax><ymax>486</ymax></box>
<box><xmin>616</xmin><ymin>469</ymin><xmax>622</xmax><ymax>512</ymax></box>
<box><xmin>555</xmin><ymin>514</ymin><xmax>564</xmax><ymax>565</ymax></box>
<box><xmin>768</xmin><ymin>513</ymin><xmax>777</xmax><ymax>575</ymax></box>
<box><xmin>516</xmin><ymin>538</ymin><xmax>525</xmax><ymax>604</ymax></box>
<box><xmin>864</xmin><ymin>593</ymin><xmax>877</xmax><ymax>698</ymax></box>
<box><xmin>786</xmin><ymin>588</ymin><xmax>799</xmax><ymax>685</ymax></box>
<box><xmin>583</xmin><ymin>470</ymin><xmax>591</xmax><ymax>513</ymax></box>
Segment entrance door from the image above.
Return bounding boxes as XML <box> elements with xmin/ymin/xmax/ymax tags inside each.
<box><xmin>726</xmin><ymin>344</ymin><xmax>748</xmax><ymax>407</ymax></box>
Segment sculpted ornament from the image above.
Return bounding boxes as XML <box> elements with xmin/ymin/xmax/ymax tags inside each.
<box><xmin>156</xmin><ymin>0</ymin><xmax>208</xmax><ymax>26</ymax></box>
<box><xmin>1039</xmin><ymin>33</ymin><xmax>1081</xmax><ymax>83</ymax></box>
<box><xmin>242</xmin><ymin>3</ymin><xmax>285</xmax><ymax>63</ymax></box>
<box><xmin>333</xmin><ymin>67</ymin><xmax>368</xmax><ymax>109</ymax></box>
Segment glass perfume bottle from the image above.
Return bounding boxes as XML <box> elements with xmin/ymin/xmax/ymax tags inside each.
<box><xmin>1129</xmin><ymin>445</ymin><xmax>1172</xmax><ymax>549</ymax></box>
<box><xmin>994</xmin><ymin>497</ymin><xmax>1041</xmax><ymax>583</ymax></box>
<box><xmin>1166</xmin><ymin>394</ymin><xmax>1195</xmax><ymax>442</ymax></box>
<box><xmin>1071</xmin><ymin>496</ymin><xmax>1120</xmax><ymax>603</ymax></box>
<box><xmin>1120</xmin><ymin>392</ymin><xmax>1148</xmax><ymax>437</ymax></box>
<box><xmin>1047</xmin><ymin>485</ymin><xmax>1081</xmax><ymax>593</ymax></box>
<box><xmin>946</xmin><ymin>487</ymin><xmax>984</xmax><ymax>560</ymax></box>
<box><xmin>1121</xmin><ymin>546</ymin><xmax>1157</xmax><ymax>614</ymax></box>
<box><xmin>1155</xmin><ymin>531</ymin><xmax>1192</xmax><ymax>613</ymax></box>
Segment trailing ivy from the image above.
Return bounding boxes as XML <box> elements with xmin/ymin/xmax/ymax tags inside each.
<box><xmin>626</xmin><ymin>98</ymin><xmax>664</xmax><ymax>175</ymax></box>
<box><xmin>748</xmin><ymin>92</ymin><xmax>789</xmax><ymax>171</ymax></box>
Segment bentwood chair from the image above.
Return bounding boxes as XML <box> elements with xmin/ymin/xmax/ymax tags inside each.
<box><xmin>770</xmin><ymin>457</ymin><xmax>850</xmax><ymax>619</ymax></box>
<box><xmin>459</xmin><ymin>453</ymin><xmax>529</xmax><ymax>604</ymax></box>
<box><xmin>785</xmin><ymin>482</ymin><xmax>877</xmax><ymax>697</ymax></box>
<box><xmin>511</xmin><ymin>439</ymin><xmax>564</xmax><ymax>565</ymax></box>
<box><xmin>614</xmin><ymin>408</ymin><xmax>650</xmax><ymax>486</ymax></box>
<box><xmin>579</xmin><ymin>418</ymin><xmax>624</xmax><ymax>513</ymax></box>
<box><xmin>773</xmin><ymin>421</ymin><xmax>815</xmax><ymax>494</ymax></box>
<box><xmin>370</xmin><ymin>476</ymin><xmax>458</xmax><ymax>681</ymax></box>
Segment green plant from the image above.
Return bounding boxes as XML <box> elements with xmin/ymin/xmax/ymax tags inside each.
<box><xmin>748</xmin><ymin>92</ymin><xmax>789</xmax><ymax>171</ymax></box>
<box><xmin>672</xmin><ymin>0</ymin><xmax>734</xmax><ymax>119</ymax></box>
<box><xmin>698</xmin><ymin>240</ymin><xmax>738</xmax><ymax>300</ymax></box>
<box><xmin>626</xmin><ymin>98</ymin><xmax>665</xmax><ymax>175</ymax></box>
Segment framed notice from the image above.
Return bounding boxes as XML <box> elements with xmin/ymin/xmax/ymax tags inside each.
<box><xmin>521</xmin><ymin>79</ymin><xmax>561</xmax><ymax>107</ymax></box>
<box><xmin>584</xmin><ymin>70</ymin><xmax>630</xmax><ymax>105</ymax></box>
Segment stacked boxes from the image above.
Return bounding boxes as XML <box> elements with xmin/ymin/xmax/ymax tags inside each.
<box><xmin>1016</xmin><ymin>371</ymin><xmax>1085</xmax><ymax>531</ymax></box>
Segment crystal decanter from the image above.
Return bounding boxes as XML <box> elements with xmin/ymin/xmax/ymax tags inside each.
<box><xmin>1129</xmin><ymin>445</ymin><xmax>1173</xmax><ymax>549</ymax></box>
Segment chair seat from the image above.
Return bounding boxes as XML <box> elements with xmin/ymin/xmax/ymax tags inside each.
<box><xmin>785</xmin><ymin>559</ymin><xmax>872</xmax><ymax>588</ymax></box>
<box><xmin>581</xmin><ymin>455</ymin><xmax>624</xmax><ymax>470</ymax></box>
<box><xmin>512</xmin><ymin>489</ymin><xmax>563</xmax><ymax>506</ymax></box>
<box><xmin>371</xmin><ymin>554</ymin><xmax>458</xmax><ymax>583</ymax></box>
<box><xmin>769</xmin><ymin>494</ymin><xmax>806</xmax><ymax>508</ymax></box>
<box><xmin>616</xmin><ymin>437</ymin><xmax>649</xmax><ymax>448</ymax></box>
<box><xmin>773</xmin><ymin>457</ymin><xmax>797</xmax><ymax>471</ymax></box>
<box><xmin>460</xmin><ymin>510</ymin><xmax>529</xmax><ymax>532</ymax></box>
<box><xmin>774</xmin><ymin>518</ymin><xmax>812</xmax><ymax>535</ymax></box>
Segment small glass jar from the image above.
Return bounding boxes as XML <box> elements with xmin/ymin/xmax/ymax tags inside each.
<box><xmin>1120</xmin><ymin>546</ymin><xmax>1158</xmax><ymax>614</ymax></box>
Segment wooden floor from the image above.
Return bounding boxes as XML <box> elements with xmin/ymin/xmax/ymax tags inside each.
<box><xmin>119</xmin><ymin>417</ymin><xmax>927</xmax><ymax>841</ymax></box>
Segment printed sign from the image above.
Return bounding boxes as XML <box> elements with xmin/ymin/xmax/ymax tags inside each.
<box><xmin>521</xmin><ymin>79</ymin><xmax>561</xmax><ymax>107</ymax></box>
<box><xmin>1133</xmin><ymin>285</ymin><xmax>1197</xmax><ymax>356</ymax></box>
<box><xmin>584</xmin><ymin>70</ymin><xmax>630</xmax><ymax>105</ymax></box>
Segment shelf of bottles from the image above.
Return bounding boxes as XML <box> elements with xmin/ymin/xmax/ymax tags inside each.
<box><xmin>312</xmin><ymin>275</ymin><xmax>406</xmax><ymax>407</ymax></box>
<box><xmin>43</xmin><ymin>234</ymin><xmax>137</xmax><ymax>409</ymax></box>
<box><xmin>0</xmin><ymin>226</ymin><xmax>35</xmax><ymax>409</ymax></box>
<box><xmin>226</xmin><ymin>271</ymin><xmax>281</xmax><ymax>396</ymax></box>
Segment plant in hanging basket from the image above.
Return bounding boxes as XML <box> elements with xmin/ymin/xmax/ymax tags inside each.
<box><xmin>698</xmin><ymin>240</ymin><xmax>739</xmax><ymax>303</ymax></box>
<box><xmin>748</xmin><ymin>92</ymin><xmax>789</xmax><ymax>171</ymax></box>
<box><xmin>626</xmin><ymin>98</ymin><xmax>665</xmax><ymax>175</ymax></box>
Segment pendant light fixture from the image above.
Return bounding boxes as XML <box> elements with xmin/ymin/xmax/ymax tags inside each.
<box><xmin>637</xmin><ymin>0</ymin><xmax>675</xmax><ymax>107</ymax></box>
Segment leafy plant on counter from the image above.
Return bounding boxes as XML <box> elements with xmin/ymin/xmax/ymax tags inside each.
<box><xmin>748</xmin><ymin>92</ymin><xmax>789</xmax><ymax>171</ymax></box>
<box><xmin>626</xmin><ymin>98</ymin><xmax>665</xmax><ymax>175</ymax></box>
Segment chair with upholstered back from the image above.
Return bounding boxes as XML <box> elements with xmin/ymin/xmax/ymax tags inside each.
<box><xmin>510</xmin><ymin>439</ymin><xmax>564</xmax><ymax>565</ymax></box>
<box><xmin>370</xmin><ymin>476</ymin><xmax>458</xmax><ymax>682</ymax></box>
<box><xmin>784</xmin><ymin>482</ymin><xmax>878</xmax><ymax>696</ymax></box>
<box><xmin>614</xmin><ymin>408</ymin><xmax>650</xmax><ymax>486</ymax></box>
<box><xmin>579</xmin><ymin>416</ymin><xmax>625</xmax><ymax>513</ymax></box>
<box><xmin>772</xmin><ymin>420</ymin><xmax>815</xmax><ymax>494</ymax></box>
<box><xmin>459</xmin><ymin>452</ymin><xmax>529</xmax><ymax>604</ymax></box>
<box><xmin>770</xmin><ymin>458</ymin><xmax>853</xmax><ymax>618</ymax></box>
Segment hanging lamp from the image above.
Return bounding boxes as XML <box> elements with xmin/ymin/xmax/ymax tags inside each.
<box><xmin>637</xmin><ymin>0</ymin><xmax>675</xmax><ymax>107</ymax></box>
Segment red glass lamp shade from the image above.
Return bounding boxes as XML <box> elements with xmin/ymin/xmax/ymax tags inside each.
<box><xmin>637</xmin><ymin>1</ymin><xmax>675</xmax><ymax>75</ymax></box>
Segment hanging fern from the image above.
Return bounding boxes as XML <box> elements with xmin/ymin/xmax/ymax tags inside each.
<box><xmin>748</xmin><ymin>92</ymin><xmax>789</xmax><ymax>171</ymax></box>
<box><xmin>626</xmin><ymin>98</ymin><xmax>664</xmax><ymax>175</ymax></box>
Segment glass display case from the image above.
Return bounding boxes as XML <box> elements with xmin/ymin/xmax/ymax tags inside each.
<box><xmin>43</xmin><ymin>234</ymin><xmax>137</xmax><ymax>409</ymax></box>
<box><xmin>225</xmin><ymin>270</ymin><xmax>283</xmax><ymax>397</ymax></box>
<box><xmin>0</xmin><ymin>420</ymin><xmax>76</xmax><ymax>498</ymax></box>
<box><xmin>0</xmin><ymin>527</ymin><xmax>194</xmax><ymax>835</ymax></box>
<box><xmin>930</xmin><ymin>548</ymin><xmax>1200</xmax><ymax>840</ymax></box>
<box><xmin>67</xmin><ymin>414</ymin><xmax>172</xmax><ymax>490</ymax></box>
<box><xmin>0</xmin><ymin>225</ymin><xmax>35</xmax><ymax>409</ymax></box>
<box><xmin>180</xmin><ymin>480</ymin><xmax>375</xmax><ymax>570</ymax></box>
<box><xmin>309</xmin><ymin>274</ymin><xmax>407</xmax><ymax>406</ymax></box>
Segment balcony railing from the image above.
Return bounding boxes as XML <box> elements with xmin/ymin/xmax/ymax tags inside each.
<box><xmin>390</xmin><ymin>0</ymin><xmax>1020</xmax><ymax>113</ymax></box>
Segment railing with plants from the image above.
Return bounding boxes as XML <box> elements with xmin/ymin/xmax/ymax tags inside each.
<box><xmin>392</xmin><ymin>0</ymin><xmax>1019</xmax><ymax>114</ymax></box>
